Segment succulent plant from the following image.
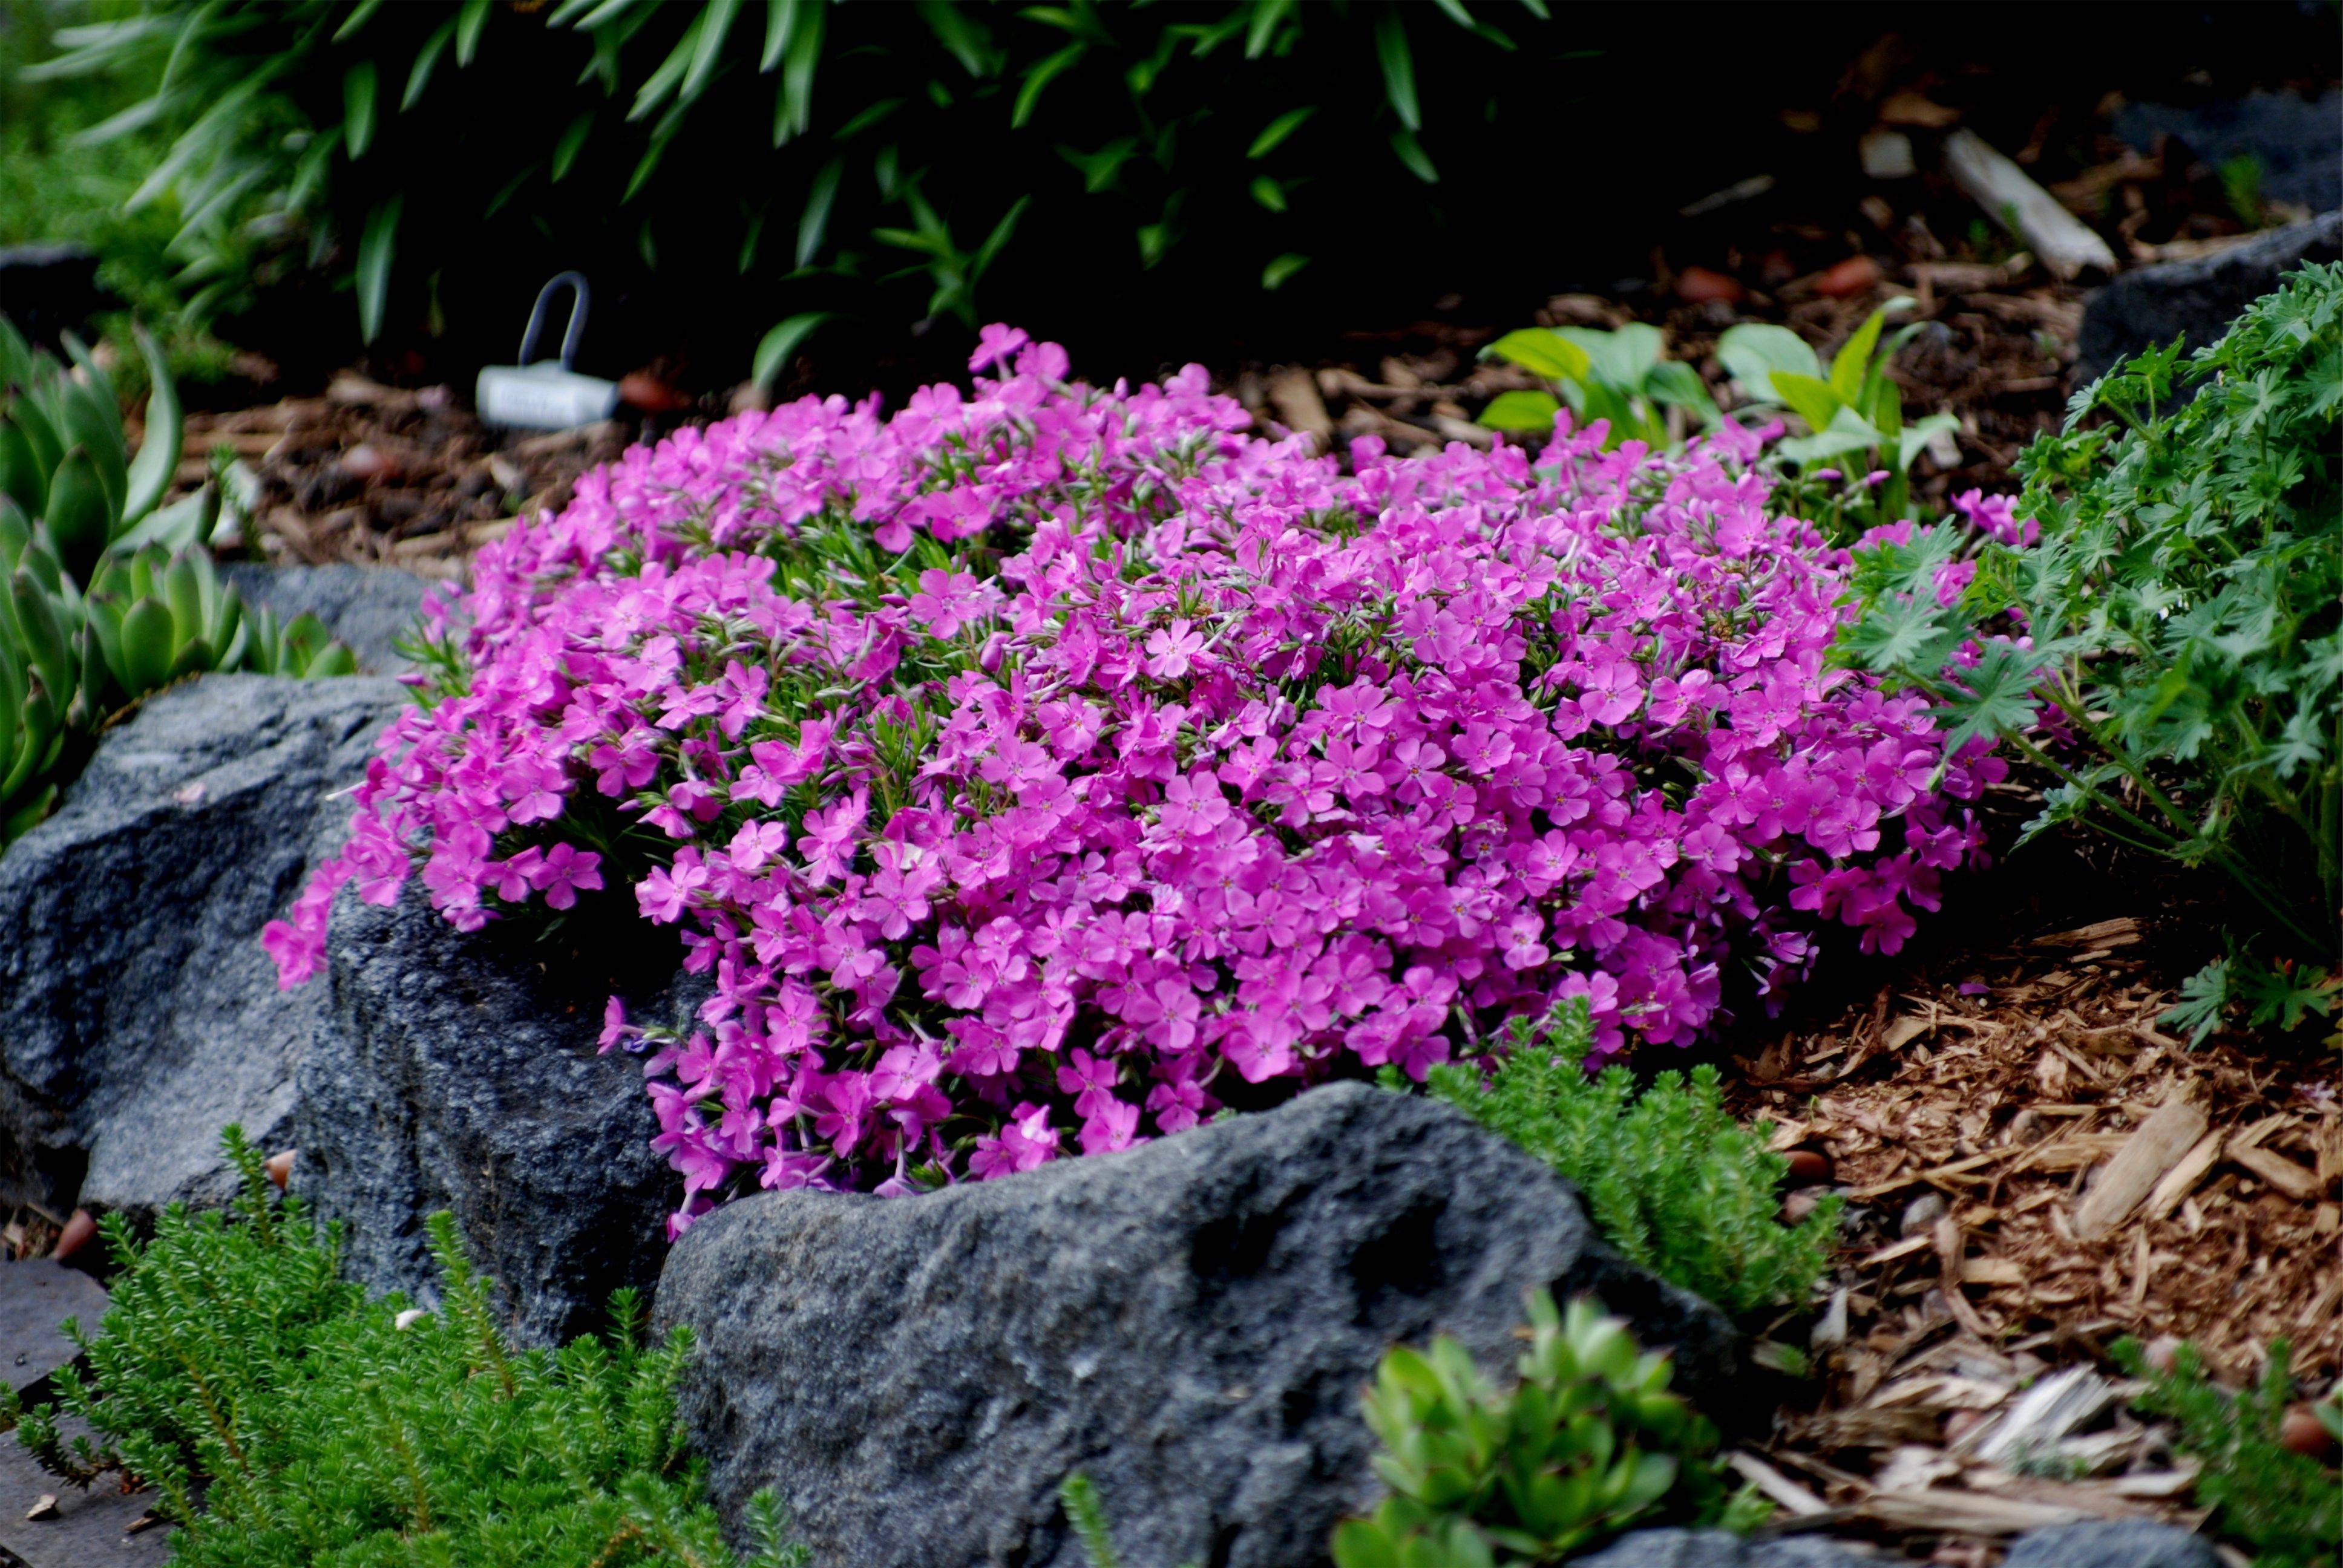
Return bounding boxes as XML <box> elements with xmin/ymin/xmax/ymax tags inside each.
<box><xmin>1331</xmin><ymin>1292</ymin><xmax>1743</xmax><ymax>1568</ymax></box>
<box><xmin>0</xmin><ymin>325</ymin><xmax>357</xmax><ymax>848</ymax></box>
<box><xmin>241</xmin><ymin>606</ymin><xmax>360</xmax><ymax>681</ymax></box>
<box><xmin>0</xmin><ymin>318</ymin><xmax>181</xmax><ymax>580</ymax></box>
<box><xmin>82</xmin><ymin>546</ymin><xmax>246</xmax><ymax>699</ymax></box>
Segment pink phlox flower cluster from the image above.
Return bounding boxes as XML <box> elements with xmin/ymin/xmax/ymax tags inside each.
<box><xmin>267</xmin><ymin>330</ymin><xmax>1999</xmax><ymax>1232</ymax></box>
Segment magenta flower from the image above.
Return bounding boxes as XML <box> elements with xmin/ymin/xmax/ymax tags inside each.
<box><xmin>270</xmin><ymin>325</ymin><xmax>2001</xmax><ymax>1228</ymax></box>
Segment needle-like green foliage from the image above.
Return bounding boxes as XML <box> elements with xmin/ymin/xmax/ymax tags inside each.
<box><xmin>0</xmin><ymin>1126</ymin><xmax>805</xmax><ymax>1568</ymax></box>
<box><xmin>1417</xmin><ymin>1003</ymin><xmax>1838</xmax><ymax>1318</ymax></box>
<box><xmin>2112</xmin><ymin>1336</ymin><xmax>2341</xmax><ymax>1568</ymax></box>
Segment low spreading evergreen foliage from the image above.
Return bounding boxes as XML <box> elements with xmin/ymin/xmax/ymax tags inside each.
<box><xmin>2112</xmin><ymin>1336</ymin><xmax>2341</xmax><ymax>1568</ymax></box>
<box><xmin>1417</xmin><ymin>1002</ymin><xmax>1838</xmax><ymax>1317</ymax></box>
<box><xmin>0</xmin><ymin>1127</ymin><xmax>804</xmax><ymax>1568</ymax></box>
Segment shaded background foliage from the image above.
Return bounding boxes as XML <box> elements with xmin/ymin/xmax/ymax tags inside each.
<box><xmin>25</xmin><ymin>0</ymin><xmax>2339</xmax><ymax>396</ymax></box>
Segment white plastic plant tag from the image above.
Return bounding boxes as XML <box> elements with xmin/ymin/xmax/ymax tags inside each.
<box><xmin>475</xmin><ymin>272</ymin><xmax>620</xmax><ymax>430</ymax></box>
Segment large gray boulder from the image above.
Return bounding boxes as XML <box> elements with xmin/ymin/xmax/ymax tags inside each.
<box><xmin>220</xmin><ymin>563</ymin><xmax>433</xmax><ymax>673</ymax></box>
<box><xmin>657</xmin><ymin>1081</ymin><xmax>1738</xmax><ymax>1568</ymax></box>
<box><xmin>2077</xmin><ymin>209</ymin><xmax>2343</xmax><ymax>381</ymax></box>
<box><xmin>2000</xmin><ymin>1521</ymin><xmax>2220</xmax><ymax>1568</ymax></box>
<box><xmin>1569</xmin><ymin>1530</ymin><xmax>1866</xmax><ymax>1567</ymax></box>
<box><xmin>0</xmin><ymin>674</ymin><xmax>406</xmax><ymax>1221</ymax></box>
<box><xmin>304</xmin><ymin>890</ymin><xmax>692</xmax><ymax>1345</ymax></box>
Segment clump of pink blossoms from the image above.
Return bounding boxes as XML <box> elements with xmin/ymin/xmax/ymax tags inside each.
<box><xmin>267</xmin><ymin>325</ymin><xmax>2001</xmax><ymax>1230</ymax></box>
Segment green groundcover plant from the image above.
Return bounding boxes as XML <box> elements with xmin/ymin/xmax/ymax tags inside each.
<box><xmin>1412</xmin><ymin>1002</ymin><xmax>1836</xmax><ymax>1319</ymax></box>
<box><xmin>0</xmin><ymin>1128</ymin><xmax>804</xmax><ymax>1568</ymax></box>
<box><xmin>1842</xmin><ymin>264</ymin><xmax>2342</xmax><ymax>1037</ymax></box>
<box><xmin>2112</xmin><ymin>1336</ymin><xmax>2342</xmax><ymax>1568</ymax></box>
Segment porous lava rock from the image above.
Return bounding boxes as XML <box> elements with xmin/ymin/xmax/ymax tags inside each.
<box><xmin>657</xmin><ymin>1080</ymin><xmax>1737</xmax><ymax>1568</ymax></box>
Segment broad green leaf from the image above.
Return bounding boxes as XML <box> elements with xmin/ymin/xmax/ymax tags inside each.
<box><xmin>752</xmin><ymin>312</ymin><xmax>830</xmax><ymax>390</ymax></box>
<box><xmin>1644</xmin><ymin>360</ymin><xmax>1717</xmax><ymax>423</ymax></box>
<box><xmin>1245</xmin><ymin>0</ymin><xmax>1295</xmax><ymax>58</ymax></box>
<box><xmin>1484</xmin><ymin>329</ymin><xmax>1590</xmax><ymax>384</ymax></box>
<box><xmin>1388</xmin><ymin>129</ymin><xmax>1437</xmax><ymax>184</ymax></box>
<box><xmin>1716</xmin><ymin>324</ymin><xmax>1818</xmax><ymax>406</ymax></box>
<box><xmin>1897</xmin><ymin>413</ymin><xmax>1959</xmax><ymax>472</ymax></box>
<box><xmin>1012</xmin><ymin>42</ymin><xmax>1085</xmax><ymax>128</ymax></box>
<box><xmin>121</xmin><ymin>327</ymin><xmax>180</xmax><ymax>524</ymax></box>
<box><xmin>631</xmin><ymin>9</ymin><xmax>702</xmax><ymax>120</ymax></box>
<box><xmin>454</xmin><ymin>0</ymin><xmax>491</xmax><ymax>65</ymax></box>
<box><xmin>680</xmin><ymin>0</ymin><xmax>746</xmax><ymax>105</ymax></box>
<box><xmin>796</xmin><ymin>156</ymin><xmax>842</xmax><ymax>266</ymax></box>
<box><xmin>1248</xmin><ymin>105</ymin><xmax>1316</xmax><ymax>160</ymax></box>
<box><xmin>403</xmin><ymin>20</ymin><xmax>457</xmax><ymax>111</ymax></box>
<box><xmin>1250</xmin><ymin>175</ymin><xmax>1286</xmax><ymax>212</ymax></box>
<box><xmin>1261</xmin><ymin>252</ymin><xmax>1310</xmax><ymax>290</ymax></box>
<box><xmin>550</xmin><ymin>112</ymin><xmax>594</xmax><ymax>181</ymax></box>
<box><xmin>1829</xmin><ymin>304</ymin><xmax>1892</xmax><ymax>403</ymax></box>
<box><xmin>1374</xmin><ymin>6</ymin><xmax>1418</xmax><ymax>131</ymax></box>
<box><xmin>1557</xmin><ymin>323</ymin><xmax>1661</xmax><ymax>391</ymax></box>
<box><xmin>1478</xmin><ymin>390</ymin><xmax>1562</xmax><ymax>431</ymax></box>
<box><xmin>1765</xmin><ymin>370</ymin><xmax>1845</xmax><ymax>436</ymax></box>
<box><xmin>761</xmin><ymin>0</ymin><xmax>799</xmax><ymax>71</ymax></box>
<box><xmin>355</xmin><ymin>195</ymin><xmax>401</xmax><ymax>344</ymax></box>
<box><xmin>342</xmin><ymin>61</ymin><xmax>377</xmax><ymax>158</ymax></box>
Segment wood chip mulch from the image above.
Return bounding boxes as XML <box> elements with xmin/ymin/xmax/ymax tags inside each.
<box><xmin>1719</xmin><ymin>915</ymin><xmax>2340</xmax><ymax>1562</ymax></box>
<box><xmin>165</xmin><ymin>372</ymin><xmax>629</xmax><ymax>579</ymax></box>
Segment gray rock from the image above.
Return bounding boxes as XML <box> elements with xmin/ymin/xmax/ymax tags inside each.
<box><xmin>2114</xmin><ymin>91</ymin><xmax>2342</xmax><ymax>213</ymax></box>
<box><xmin>304</xmin><ymin>889</ymin><xmax>692</xmax><ymax>1346</ymax></box>
<box><xmin>0</xmin><ymin>1261</ymin><xmax>110</xmax><ymax>1395</ymax></box>
<box><xmin>221</xmin><ymin>563</ymin><xmax>434</xmax><ymax>673</ymax></box>
<box><xmin>2001</xmin><ymin>1520</ymin><xmax>2221</xmax><ymax>1568</ymax></box>
<box><xmin>1570</xmin><ymin>1529</ymin><xmax>1870</xmax><ymax>1567</ymax></box>
<box><xmin>657</xmin><ymin>1081</ymin><xmax>1737</xmax><ymax>1568</ymax></box>
<box><xmin>2077</xmin><ymin>209</ymin><xmax>2343</xmax><ymax>381</ymax></box>
<box><xmin>0</xmin><ymin>1414</ymin><xmax>173</xmax><ymax>1567</ymax></box>
<box><xmin>0</xmin><ymin>674</ymin><xmax>407</xmax><ymax>1222</ymax></box>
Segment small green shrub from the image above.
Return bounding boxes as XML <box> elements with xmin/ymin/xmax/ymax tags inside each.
<box><xmin>1417</xmin><ymin>1004</ymin><xmax>1838</xmax><ymax>1318</ymax></box>
<box><xmin>1331</xmin><ymin>1290</ymin><xmax>1761</xmax><ymax>1568</ymax></box>
<box><xmin>1718</xmin><ymin>302</ymin><xmax>1960</xmax><ymax>532</ymax></box>
<box><xmin>0</xmin><ymin>1127</ymin><xmax>805</xmax><ymax>1568</ymax></box>
<box><xmin>2112</xmin><ymin>1336</ymin><xmax>2341</xmax><ymax>1568</ymax></box>
<box><xmin>1478</xmin><ymin>324</ymin><xmax>1719</xmax><ymax>451</ymax></box>
<box><xmin>1842</xmin><ymin>264</ymin><xmax>2341</xmax><ymax>1001</ymax></box>
<box><xmin>1477</xmin><ymin>302</ymin><xmax>1956</xmax><ymax>535</ymax></box>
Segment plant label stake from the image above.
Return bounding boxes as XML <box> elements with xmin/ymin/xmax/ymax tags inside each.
<box><xmin>475</xmin><ymin>272</ymin><xmax>619</xmax><ymax>430</ymax></box>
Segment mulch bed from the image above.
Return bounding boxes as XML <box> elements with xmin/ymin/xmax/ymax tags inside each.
<box><xmin>1721</xmin><ymin>915</ymin><xmax>2338</xmax><ymax>1563</ymax></box>
<box><xmin>168</xmin><ymin>372</ymin><xmax>629</xmax><ymax>578</ymax></box>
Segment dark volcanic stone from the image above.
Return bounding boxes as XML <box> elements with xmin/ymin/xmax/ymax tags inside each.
<box><xmin>657</xmin><ymin>1081</ymin><xmax>1737</xmax><ymax>1568</ymax></box>
<box><xmin>0</xmin><ymin>1261</ymin><xmax>110</xmax><ymax>1395</ymax></box>
<box><xmin>2076</xmin><ymin>209</ymin><xmax>2343</xmax><ymax>381</ymax></box>
<box><xmin>304</xmin><ymin>889</ymin><xmax>692</xmax><ymax>1345</ymax></box>
<box><xmin>0</xmin><ymin>1414</ymin><xmax>173</xmax><ymax>1567</ymax></box>
<box><xmin>2001</xmin><ymin>1520</ymin><xmax>2221</xmax><ymax>1568</ymax></box>
<box><xmin>2114</xmin><ymin>90</ymin><xmax>2343</xmax><ymax>213</ymax></box>
<box><xmin>219</xmin><ymin>563</ymin><xmax>434</xmax><ymax>673</ymax></box>
<box><xmin>1571</xmin><ymin>1529</ymin><xmax>1869</xmax><ymax>1567</ymax></box>
<box><xmin>0</xmin><ymin>675</ymin><xmax>407</xmax><ymax>1221</ymax></box>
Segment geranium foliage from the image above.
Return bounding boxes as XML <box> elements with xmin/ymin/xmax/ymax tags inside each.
<box><xmin>269</xmin><ymin>327</ymin><xmax>1998</xmax><ymax>1226</ymax></box>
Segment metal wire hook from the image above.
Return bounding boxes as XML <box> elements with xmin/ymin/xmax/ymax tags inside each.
<box><xmin>517</xmin><ymin>272</ymin><xmax>591</xmax><ymax>371</ymax></box>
